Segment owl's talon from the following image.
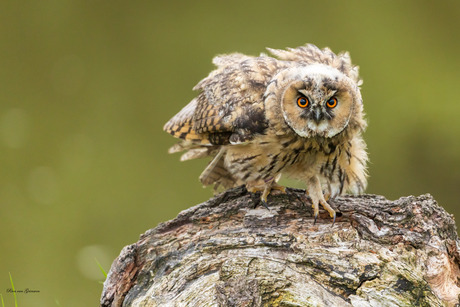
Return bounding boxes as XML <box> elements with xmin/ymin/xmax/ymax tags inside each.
<box><xmin>246</xmin><ymin>181</ymin><xmax>286</xmax><ymax>211</ymax></box>
<box><xmin>260</xmin><ymin>198</ymin><xmax>270</xmax><ymax>210</ymax></box>
<box><xmin>310</xmin><ymin>195</ymin><xmax>336</xmax><ymax>224</ymax></box>
<box><xmin>320</xmin><ymin>199</ymin><xmax>336</xmax><ymax>222</ymax></box>
<box><xmin>247</xmin><ymin>189</ymin><xmax>271</xmax><ymax>210</ymax></box>
<box><xmin>261</xmin><ymin>186</ymin><xmax>270</xmax><ymax>205</ymax></box>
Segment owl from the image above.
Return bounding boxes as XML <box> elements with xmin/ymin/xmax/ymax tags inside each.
<box><xmin>163</xmin><ymin>44</ymin><xmax>368</xmax><ymax>223</ymax></box>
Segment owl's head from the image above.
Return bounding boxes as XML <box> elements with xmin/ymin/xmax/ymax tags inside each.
<box><xmin>279</xmin><ymin>64</ymin><xmax>363</xmax><ymax>138</ymax></box>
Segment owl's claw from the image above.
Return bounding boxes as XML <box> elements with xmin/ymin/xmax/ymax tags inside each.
<box><xmin>321</xmin><ymin>199</ymin><xmax>337</xmax><ymax>224</ymax></box>
<box><xmin>312</xmin><ymin>202</ymin><xmax>336</xmax><ymax>225</ymax></box>
<box><xmin>309</xmin><ymin>192</ymin><xmax>336</xmax><ymax>224</ymax></box>
<box><xmin>260</xmin><ymin>198</ymin><xmax>270</xmax><ymax>210</ymax></box>
<box><xmin>247</xmin><ymin>182</ymin><xmax>286</xmax><ymax>210</ymax></box>
<box><xmin>247</xmin><ymin>187</ymin><xmax>270</xmax><ymax>209</ymax></box>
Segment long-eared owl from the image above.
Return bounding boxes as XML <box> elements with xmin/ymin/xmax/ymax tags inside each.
<box><xmin>164</xmin><ymin>44</ymin><xmax>368</xmax><ymax>222</ymax></box>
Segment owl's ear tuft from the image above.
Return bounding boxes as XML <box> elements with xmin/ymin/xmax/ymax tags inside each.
<box><xmin>267</xmin><ymin>44</ymin><xmax>361</xmax><ymax>84</ymax></box>
<box><xmin>212</xmin><ymin>53</ymin><xmax>252</xmax><ymax>68</ymax></box>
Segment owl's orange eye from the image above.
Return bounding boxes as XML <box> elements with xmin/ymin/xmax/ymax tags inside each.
<box><xmin>326</xmin><ymin>97</ymin><xmax>337</xmax><ymax>108</ymax></box>
<box><xmin>297</xmin><ymin>96</ymin><xmax>309</xmax><ymax>108</ymax></box>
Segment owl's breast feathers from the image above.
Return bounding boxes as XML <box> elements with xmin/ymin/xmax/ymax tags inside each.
<box><xmin>221</xmin><ymin>131</ymin><xmax>366</xmax><ymax>195</ymax></box>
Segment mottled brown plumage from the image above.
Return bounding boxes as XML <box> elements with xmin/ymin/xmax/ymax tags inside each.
<box><xmin>164</xmin><ymin>44</ymin><xmax>368</xmax><ymax>222</ymax></box>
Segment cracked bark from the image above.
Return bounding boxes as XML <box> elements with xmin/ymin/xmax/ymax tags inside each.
<box><xmin>100</xmin><ymin>187</ymin><xmax>460</xmax><ymax>306</ymax></box>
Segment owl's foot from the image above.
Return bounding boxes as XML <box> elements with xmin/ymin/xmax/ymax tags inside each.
<box><xmin>306</xmin><ymin>176</ymin><xmax>337</xmax><ymax>225</ymax></box>
<box><xmin>312</xmin><ymin>200</ymin><xmax>336</xmax><ymax>225</ymax></box>
<box><xmin>247</xmin><ymin>185</ymin><xmax>269</xmax><ymax>209</ymax></box>
<box><xmin>246</xmin><ymin>182</ymin><xmax>287</xmax><ymax>210</ymax></box>
<box><xmin>260</xmin><ymin>183</ymin><xmax>287</xmax><ymax>209</ymax></box>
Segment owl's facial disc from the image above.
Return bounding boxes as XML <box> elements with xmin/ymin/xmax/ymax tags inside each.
<box><xmin>281</xmin><ymin>68</ymin><xmax>355</xmax><ymax>138</ymax></box>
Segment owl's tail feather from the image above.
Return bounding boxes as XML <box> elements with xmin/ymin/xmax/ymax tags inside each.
<box><xmin>169</xmin><ymin>141</ymin><xmax>239</xmax><ymax>191</ymax></box>
<box><xmin>167</xmin><ymin>140</ymin><xmax>217</xmax><ymax>161</ymax></box>
<box><xmin>199</xmin><ymin>148</ymin><xmax>239</xmax><ymax>191</ymax></box>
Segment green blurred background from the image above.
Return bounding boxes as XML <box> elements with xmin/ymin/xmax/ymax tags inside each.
<box><xmin>1</xmin><ymin>1</ymin><xmax>459</xmax><ymax>305</ymax></box>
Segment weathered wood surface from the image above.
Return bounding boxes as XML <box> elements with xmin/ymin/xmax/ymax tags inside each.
<box><xmin>101</xmin><ymin>187</ymin><xmax>460</xmax><ymax>306</ymax></box>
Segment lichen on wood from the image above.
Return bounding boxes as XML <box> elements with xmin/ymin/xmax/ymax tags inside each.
<box><xmin>101</xmin><ymin>187</ymin><xmax>460</xmax><ymax>306</ymax></box>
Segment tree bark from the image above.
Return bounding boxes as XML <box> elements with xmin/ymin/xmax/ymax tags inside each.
<box><xmin>100</xmin><ymin>187</ymin><xmax>460</xmax><ymax>306</ymax></box>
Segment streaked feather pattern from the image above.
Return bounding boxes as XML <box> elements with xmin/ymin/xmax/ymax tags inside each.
<box><xmin>164</xmin><ymin>44</ymin><xmax>368</xmax><ymax>220</ymax></box>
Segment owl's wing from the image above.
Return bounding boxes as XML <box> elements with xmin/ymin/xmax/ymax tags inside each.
<box><xmin>267</xmin><ymin>44</ymin><xmax>361</xmax><ymax>84</ymax></box>
<box><xmin>164</xmin><ymin>53</ymin><xmax>282</xmax><ymax>146</ymax></box>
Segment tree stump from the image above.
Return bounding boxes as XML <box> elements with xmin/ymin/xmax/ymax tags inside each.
<box><xmin>100</xmin><ymin>187</ymin><xmax>460</xmax><ymax>306</ymax></box>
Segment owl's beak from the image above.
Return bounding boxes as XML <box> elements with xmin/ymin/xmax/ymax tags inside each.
<box><xmin>312</xmin><ymin>107</ymin><xmax>323</xmax><ymax>122</ymax></box>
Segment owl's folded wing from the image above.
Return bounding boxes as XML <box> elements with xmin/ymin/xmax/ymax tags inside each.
<box><xmin>164</xmin><ymin>53</ymin><xmax>283</xmax><ymax>146</ymax></box>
